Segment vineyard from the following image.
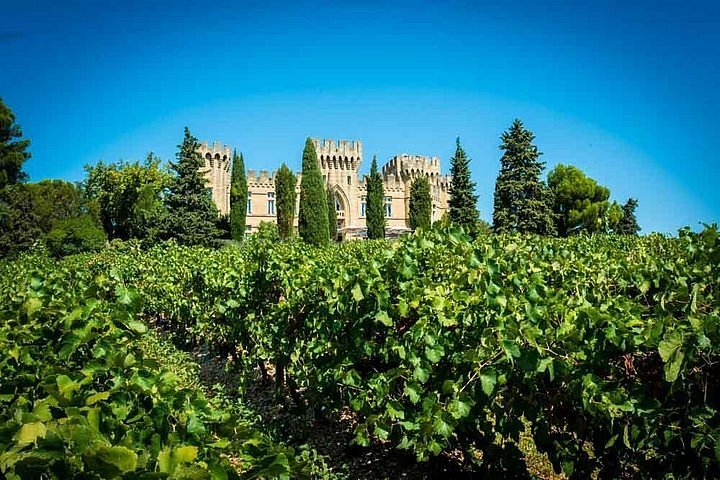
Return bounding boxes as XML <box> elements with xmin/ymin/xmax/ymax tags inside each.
<box><xmin>1</xmin><ymin>225</ymin><xmax>719</xmax><ymax>479</ymax></box>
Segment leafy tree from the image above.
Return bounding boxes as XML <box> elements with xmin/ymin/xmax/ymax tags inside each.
<box><xmin>448</xmin><ymin>138</ymin><xmax>479</xmax><ymax>230</ymax></box>
<box><xmin>84</xmin><ymin>154</ymin><xmax>169</xmax><ymax>240</ymax></box>
<box><xmin>0</xmin><ymin>181</ymin><xmax>93</xmax><ymax>258</ymax></box>
<box><xmin>365</xmin><ymin>155</ymin><xmax>385</xmax><ymax>239</ymax></box>
<box><xmin>547</xmin><ymin>164</ymin><xmax>614</xmax><ymax>236</ymax></box>
<box><xmin>409</xmin><ymin>175</ymin><xmax>432</xmax><ymax>231</ymax></box>
<box><xmin>44</xmin><ymin>215</ymin><xmax>107</xmax><ymax>257</ymax></box>
<box><xmin>616</xmin><ymin>197</ymin><xmax>640</xmax><ymax>235</ymax></box>
<box><xmin>0</xmin><ymin>97</ymin><xmax>30</xmax><ymax>188</ymax></box>
<box><xmin>493</xmin><ymin>120</ymin><xmax>556</xmax><ymax>235</ymax></box>
<box><xmin>298</xmin><ymin>138</ymin><xmax>329</xmax><ymax>245</ymax></box>
<box><xmin>327</xmin><ymin>187</ymin><xmax>338</xmax><ymax>241</ymax></box>
<box><xmin>230</xmin><ymin>150</ymin><xmax>248</xmax><ymax>241</ymax></box>
<box><xmin>164</xmin><ymin>127</ymin><xmax>219</xmax><ymax>246</ymax></box>
<box><xmin>275</xmin><ymin>163</ymin><xmax>296</xmax><ymax>239</ymax></box>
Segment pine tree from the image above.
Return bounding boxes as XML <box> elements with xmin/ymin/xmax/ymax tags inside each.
<box><xmin>275</xmin><ymin>163</ymin><xmax>296</xmax><ymax>239</ymax></box>
<box><xmin>164</xmin><ymin>127</ymin><xmax>219</xmax><ymax>246</ymax></box>
<box><xmin>327</xmin><ymin>187</ymin><xmax>338</xmax><ymax>241</ymax></box>
<box><xmin>229</xmin><ymin>150</ymin><xmax>248</xmax><ymax>241</ymax></box>
<box><xmin>493</xmin><ymin>120</ymin><xmax>556</xmax><ymax>235</ymax></box>
<box><xmin>298</xmin><ymin>138</ymin><xmax>329</xmax><ymax>245</ymax></box>
<box><xmin>365</xmin><ymin>155</ymin><xmax>385</xmax><ymax>239</ymax></box>
<box><xmin>616</xmin><ymin>197</ymin><xmax>640</xmax><ymax>235</ymax></box>
<box><xmin>409</xmin><ymin>175</ymin><xmax>432</xmax><ymax>231</ymax></box>
<box><xmin>0</xmin><ymin>97</ymin><xmax>31</xmax><ymax>188</ymax></box>
<box><xmin>448</xmin><ymin>138</ymin><xmax>479</xmax><ymax>230</ymax></box>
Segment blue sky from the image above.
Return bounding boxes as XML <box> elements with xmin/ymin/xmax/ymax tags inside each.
<box><xmin>2</xmin><ymin>0</ymin><xmax>718</xmax><ymax>233</ymax></box>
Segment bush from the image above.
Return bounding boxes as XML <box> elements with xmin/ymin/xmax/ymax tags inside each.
<box><xmin>45</xmin><ymin>215</ymin><xmax>107</xmax><ymax>257</ymax></box>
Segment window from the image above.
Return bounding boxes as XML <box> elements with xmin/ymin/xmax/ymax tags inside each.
<box><xmin>384</xmin><ymin>196</ymin><xmax>392</xmax><ymax>218</ymax></box>
<box><xmin>267</xmin><ymin>192</ymin><xmax>275</xmax><ymax>215</ymax></box>
<box><xmin>322</xmin><ymin>174</ymin><xmax>326</xmax><ymax>183</ymax></box>
<box><xmin>335</xmin><ymin>195</ymin><xmax>342</xmax><ymax>212</ymax></box>
<box><xmin>347</xmin><ymin>175</ymin><xmax>352</xmax><ymax>185</ymax></box>
<box><xmin>360</xmin><ymin>196</ymin><xmax>367</xmax><ymax>217</ymax></box>
<box><xmin>247</xmin><ymin>196</ymin><xmax>252</xmax><ymax>214</ymax></box>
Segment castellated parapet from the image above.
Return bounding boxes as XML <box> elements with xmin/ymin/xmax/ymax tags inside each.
<box><xmin>198</xmin><ymin>141</ymin><xmax>232</xmax><ymax>215</ymax></box>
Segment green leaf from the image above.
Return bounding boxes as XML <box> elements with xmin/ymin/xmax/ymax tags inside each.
<box><xmin>387</xmin><ymin>401</ymin><xmax>405</xmax><ymax>420</ymax></box>
<box><xmin>658</xmin><ymin>331</ymin><xmax>683</xmax><ymax>362</ymax></box>
<box><xmin>57</xmin><ymin>374</ymin><xmax>80</xmax><ymax>400</ymax></box>
<box><xmin>174</xmin><ymin>445</ymin><xmax>198</xmax><ymax>463</ymax></box>
<box><xmin>413</xmin><ymin>365</ymin><xmax>430</xmax><ymax>384</ymax></box>
<box><xmin>501</xmin><ymin>340</ymin><xmax>521</xmax><ymax>359</ymax></box>
<box><xmin>404</xmin><ymin>383</ymin><xmax>422</xmax><ymax>404</ymax></box>
<box><xmin>86</xmin><ymin>391</ymin><xmax>111</xmax><ymax>406</ymax></box>
<box><xmin>663</xmin><ymin>349</ymin><xmax>684</xmax><ymax>383</ymax></box>
<box><xmin>93</xmin><ymin>445</ymin><xmax>138</xmax><ymax>474</ymax></box>
<box><xmin>351</xmin><ymin>283</ymin><xmax>364</xmax><ymax>302</ymax></box>
<box><xmin>449</xmin><ymin>397</ymin><xmax>472</xmax><ymax>419</ymax></box>
<box><xmin>480</xmin><ymin>368</ymin><xmax>497</xmax><ymax>396</ymax></box>
<box><xmin>375</xmin><ymin>310</ymin><xmax>392</xmax><ymax>327</ymax></box>
<box><xmin>187</xmin><ymin>415</ymin><xmax>206</xmax><ymax>435</ymax></box>
<box><xmin>15</xmin><ymin>422</ymin><xmax>46</xmax><ymax>445</ymax></box>
<box><xmin>433</xmin><ymin>415</ymin><xmax>453</xmax><ymax>438</ymax></box>
<box><xmin>424</xmin><ymin>345</ymin><xmax>444</xmax><ymax>364</ymax></box>
<box><xmin>24</xmin><ymin>297</ymin><xmax>43</xmax><ymax>317</ymax></box>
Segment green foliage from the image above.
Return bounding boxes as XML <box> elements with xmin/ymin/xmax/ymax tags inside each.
<box><xmin>448</xmin><ymin>138</ymin><xmax>479</xmax><ymax>230</ymax></box>
<box><xmin>83</xmin><ymin>154</ymin><xmax>170</xmax><ymax>240</ymax></box>
<box><xmin>409</xmin><ymin>175</ymin><xmax>432</xmax><ymax>231</ymax></box>
<box><xmin>0</xmin><ymin>97</ymin><xmax>30</xmax><ymax>188</ymax></box>
<box><xmin>298</xmin><ymin>138</ymin><xmax>329</xmax><ymax>246</ymax></box>
<box><xmin>230</xmin><ymin>151</ymin><xmax>248</xmax><ymax>241</ymax></box>
<box><xmin>85</xmin><ymin>224</ymin><xmax>720</xmax><ymax>478</ymax></box>
<box><xmin>164</xmin><ymin>128</ymin><xmax>220</xmax><ymax>246</ymax></box>
<box><xmin>547</xmin><ymin>163</ymin><xmax>620</xmax><ymax>236</ymax></box>
<box><xmin>275</xmin><ymin>163</ymin><xmax>296</xmax><ymax>240</ymax></box>
<box><xmin>327</xmin><ymin>187</ymin><xmax>338</xmax><ymax>241</ymax></box>
<box><xmin>365</xmin><ymin>155</ymin><xmax>385</xmax><ymax>239</ymax></box>
<box><xmin>44</xmin><ymin>214</ymin><xmax>107</xmax><ymax>257</ymax></box>
<box><xmin>493</xmin><ymin>120</ymin><xmax>556</xmax><ymax>235</ymax></box>
<box><xmin>0</xmin><ymin>181</ymin><xmax>90</xmax><ymax>258</ymax></box>
<box><xmin>616</xmin><ymin>197</ymin><xmax>640</xmax><ymax>235</ymax></box>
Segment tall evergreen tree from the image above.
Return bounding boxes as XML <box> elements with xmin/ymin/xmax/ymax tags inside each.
<box><xmin>409</xmin><ymin>175</ymin><xmax>432</xmax><ymax>231</ymax></box>
<box><xmin>493</xmin><ymin>120</ymin><xmax>556</xmax><ymax>235</ymax></box>
<box><xmin>327</xmin><ymin>187</ymin><xmax>338</xmax><ymax>241</ymax></box>
<box><xmin>275</xmin><ymin>163</ymin><xmax>296</xmax><ymax>239</ymax></box>
<box><xmin>448</xmin><ymin>138</ymin><xmax>479</xmax><ymax>230</ymax></box>
<box><xmin>547</xmin><ymin>163</ymin><xmax>612</xmax><ymax>236</ymax></box>
<box><xmin>298</xmin><ymin>138</ymin><xmax>329</xmax><ymax>245</ymax></box>
<box><xmin>616</xmin><ymin>197</ymin><xmax>640</xmax><ymax>235</ymax></box>
<box><xmin>0</xmin><ymin>97</ymin><xmax>30</xmax><ymax>188</ymax></box>
<box><xmin>229</xmin><ymin>150</ymin><xmax>248</xmax><ymax>241</ymax></box>
<box><xmin>164</xmin><ymin>127</ymin><xmax>219</xmax><ymax>246</ymax></box>
<box><xmin>365</xmin><ymin>155</ymin><xmax>385</xmax><ymax>239</ymax></box>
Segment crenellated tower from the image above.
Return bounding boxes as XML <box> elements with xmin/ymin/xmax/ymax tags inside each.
<box><xmin>198</xmin><ymin>141</ymin><xmax>232</xmax><ymax>215</ymax></box>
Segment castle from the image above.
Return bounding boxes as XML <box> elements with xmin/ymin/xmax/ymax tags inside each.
<box><xmin>198</xmin><ymin>139</ymin><xmax>450</xmax><ymax>240</ymax></box>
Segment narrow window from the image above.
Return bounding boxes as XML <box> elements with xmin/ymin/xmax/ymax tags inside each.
<box><xmin>247</xmin><ymin>195</ymin><xmax>252</xmax><ymax>214</ymax></box>
<box><xmin>360</xmin><ymin>196</ymin><xmax>367</xmax><ymax>217</ymax></box>
<box><xmin>384</xmin><ymin>196</ymin><xmax>392</xmax><ymax>218</ymax></box>
<box><xmin>347</xmin><ymin>175</ymin><xmax>351</xmax><ymax>185</ymax></box>
<box><xmin>267</xmin><ymin>192</ymin><xmax>275</xmax><ymax>215</ymax></box>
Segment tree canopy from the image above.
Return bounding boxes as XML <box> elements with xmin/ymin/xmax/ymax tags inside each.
<box><xmin>616</xmin><ymin>197</ymin><xmax>640</xmax><ymax>235</ymax></box>
<box><xmin>230</xmin><ymin>150</ymin><xmax>248</xmax><ymax>241</ymax></box>
<box><xmin>409</xmin><ymin>175</ymin><xmax>432</xmax><ymax>231</ymax></box>
<box><xmin>298</xmin><ymin>138</ymin><xmax>329</xmax><ymax>245</ymax></box>
<box><xmin>365</xmin><ymin>155</ymin><xmax>385</xmax><ymax>239</ymax></box>
<box><xmin>493</xmin><ymin>120</ymin><xmax>555</xmax><ymax>235</ymax></box>
<box><xmin>0</xmin><ymin>97</ymin><xmax>30</xmax><ymax>188</ymax></box>
<box><xmin>275</xmin><ymin>163</ymin><xmax>296</xmax><ymax>239</ymax></box>
<box><xmin>448</xmin><ymin>138</ymin><xmax>479</xmax><ymax>231</ymax></box>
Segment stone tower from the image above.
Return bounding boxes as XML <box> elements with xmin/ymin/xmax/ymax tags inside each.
<box><xmin>382</xmin><ymin>154</ymin><xmax>451</xmax><ymax>223</ymax></box>
<box><xmin>313</xmin><ymin>139</ymin><xmax>363</xmax><ymax>237</ymax></box>
<box><xmin>198</xmin><ymin>141</ymin><xmax>232</xmax><ymax>215</ymax></box>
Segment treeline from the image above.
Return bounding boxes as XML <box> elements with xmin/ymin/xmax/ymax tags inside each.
<box><xmin>0</xmin><ymin>97</ymin><xmax>640</xmax><ymax>259</ymax></box>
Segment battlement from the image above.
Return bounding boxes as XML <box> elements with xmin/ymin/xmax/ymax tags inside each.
<box><xmin>198</xmin><ymin>141</ymin><xmax>232</xmax><ymax>159</ymax></box>
<box><xmin>313</xmin><ymin>138</ymin><xmax>362</xmax><ymax>158</ymax></box>
<box><xmin>247</xmin><ymin>169</ymin><xmax>276</xmax><ymax>187</ymax></box>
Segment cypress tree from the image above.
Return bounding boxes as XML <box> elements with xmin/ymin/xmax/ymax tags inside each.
<box><xmin>0</xmin><ymin>97</ymin><xmax>30</xmax><ymax>188</ymax></box>
<box><xmin>493</xmin><ymin>120</ymin><xmax>556</xmax><ymax>235</ymax></box>
<box><xmin>365</xmin><ymin>155</ymin><xmax>385</xmax><ymax>239</ymax></box>
<box><xmin>229</xmin><ymin>150</ymin><xmax>248</xmax><ymax>241</ymax></box>
<box><xmin>616</xmin><ymin>197</ymin><xmax>640</xmax><ymax>235</ymax></box>
<box><xmin>298</xmin><ymin>138</ymin><xmax>329</xmax><ymax>245</ymax></box>
<box><xmin>164</xmin><ymin>127</ymin><xmax>219</xmax><ymax>246</ymax></box>
<box><xmin>448</xmin><ymin>138</ymin><xmax>479</xmax><ymax>230</ymax></box>
<box><xmin>409</xmin><ymin>175</ymin><xmax>432</xmax><ymax>231</ymax></box>
<box><xmin>327</xmin><ymin>187</ymin><xmax>338</xmax><ymax>241</ymax></box>
<box><xmin>275</xmin><ymin>163</ymin><xmax>296</xmax><ymax>239</ymax></box>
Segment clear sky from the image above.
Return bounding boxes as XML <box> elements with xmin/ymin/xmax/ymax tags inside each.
<box><xmin>2</xmin><ymin>0</ymin><xmax>718</xmax><ymax>233</ymax></box>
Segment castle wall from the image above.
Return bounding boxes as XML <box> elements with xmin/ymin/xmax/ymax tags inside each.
<box><xmin>197</xmin><ymin>138</ymin><xmax>451</xmax><ymax>239</ymax></box>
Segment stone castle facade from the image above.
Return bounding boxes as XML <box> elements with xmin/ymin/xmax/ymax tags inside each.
<box><xmin>198</xmin><ymin>138</ymin><xmax>450</xmax><ymax>240</ymax></box>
